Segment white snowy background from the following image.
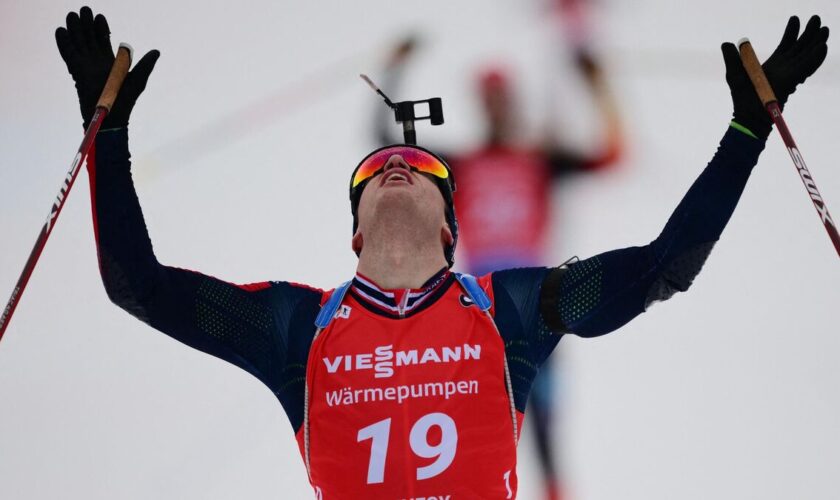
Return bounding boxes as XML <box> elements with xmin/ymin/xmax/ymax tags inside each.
<box><xmin>1</xmin><ymin>1</ymin><xmax>839</xmax><ymax>499</ymax></box>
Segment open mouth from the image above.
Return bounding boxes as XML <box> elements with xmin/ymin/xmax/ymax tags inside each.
<box><xmin>381</xmin><ymin>168</ymin><xmax>414</xmax><ymax>186</ymax></box>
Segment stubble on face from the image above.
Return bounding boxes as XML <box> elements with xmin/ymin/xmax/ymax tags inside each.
<box><xmin>356</xmin><ymin>170</ymin><xmax>447</xmax><ymax>254</ymax></box>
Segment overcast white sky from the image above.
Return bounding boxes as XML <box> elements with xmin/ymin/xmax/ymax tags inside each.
<box><xmin>1</xmin><ymin>1</ymin><xmax>839</xmax><ymax>499</ymax></box>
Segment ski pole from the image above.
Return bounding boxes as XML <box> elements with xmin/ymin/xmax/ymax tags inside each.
<box><xmin>738</xmin><ymin>38</ymin><xmax>840</xmax><ymax>259</ymax></box>
<box><xmin>0</xmin><ymin>43</ymin><xmax>134</xmax><ymax>343</ymax></box>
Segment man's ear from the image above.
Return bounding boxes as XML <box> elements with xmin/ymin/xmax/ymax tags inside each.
<box><xmin>441</xmin><ymin>225</ymin><xmax>454</xmax><ymax>247</ymax></box>
<box><xmin>352</xmin><ymin>230</ymin><xmax>364</xmax><ymax>254</ymax></box>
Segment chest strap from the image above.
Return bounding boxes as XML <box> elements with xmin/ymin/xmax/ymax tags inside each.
<box><xmin>453</xmin><ymin>272</ymin><xmax>491</xmax><ymax>312</ymax></box>
<box><xmin>314</xmin><ymin>281</ymin><xmax>353</xmax><ymax>329</ymax></box>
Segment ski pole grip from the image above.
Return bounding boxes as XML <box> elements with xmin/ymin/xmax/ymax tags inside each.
<box><xmin>738</xmin><ymin>38</ymin><xmax>778</xmax><ymax>106</ymax></box>
<box><xmin>96</xmin><ymin>43</ymin><xmax>134</xmax><ymax>112</ymax></box>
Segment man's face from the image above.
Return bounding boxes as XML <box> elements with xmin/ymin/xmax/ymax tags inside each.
<box><xmin>353</xmin><ymin>154</ymin><xmax>451</xmax><ymax>253</ymax></box>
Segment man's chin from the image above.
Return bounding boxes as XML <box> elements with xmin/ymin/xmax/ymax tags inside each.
<box><xmin>372</xmin><ymin>192</ymin><xmax>423</xmax><ymax>221</ymax></box>
<box><xmin>375</xmin><ymin>187</ymin><xmax>416</xmax><ymax>206</ymax></box>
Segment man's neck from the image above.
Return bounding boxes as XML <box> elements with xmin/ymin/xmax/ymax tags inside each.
<box><xmin>356</xmin><ymin>238</ymin><xmax>448</xmax><ymax>289</ymax></box>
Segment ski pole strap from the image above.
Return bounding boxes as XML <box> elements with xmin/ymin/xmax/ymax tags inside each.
<box><xmin>729</xmin><ymin>120</ymin><xmax>758</xmax><ymax>140</ymax></box>
<box><xmin>314</xmin><ymin>281</ymin><xmax>353</xmax><ymax>329</ymax></box>
<box><xmin>454</xmin><ymin>273</ymin><xmax>492</xmax><ymax>312</ymax></box>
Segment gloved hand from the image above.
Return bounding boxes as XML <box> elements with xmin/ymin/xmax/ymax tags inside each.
<box><xmin>722</xmin><ymin>15</ymin><xmax>829</xmax><ymax>139</ymax></box>
<box><xmin>55</xmin><ymin>6</ymin><xmax>160</xmax><ymax>129</ymax></box>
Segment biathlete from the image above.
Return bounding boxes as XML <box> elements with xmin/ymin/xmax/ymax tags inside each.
<box><xmin>373</xmin><ymin>23</ymin><xmax>623</xmax><ymax>500</ymax></box>
<box><xmin>55</xmin><ymin>7</ymin><xmax>829</xmax><ymax>499</ymax></box>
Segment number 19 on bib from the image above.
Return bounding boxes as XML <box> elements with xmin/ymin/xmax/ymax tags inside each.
<box><xmin>357</xmin><ymin>412</ymin><xmax>458</xmax><ymax>484</ymax></box>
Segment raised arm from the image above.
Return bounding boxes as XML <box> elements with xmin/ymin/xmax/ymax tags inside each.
<box><xmin>90</xmin><ymin>131</ymin><xmax>300</xmax><ymax>382</ymax></box>
<box><xmin>539</xmin><ymin>15</ymin><xmax>829</xmax><ymax>337</ymax></box>
<box><xmin>544</xmin><ymin>48</ymin><xmax>624</xmax><ymax>175</ymax></box>
<box><xmin>56</xmin><ymin>8</ymin><xmax>321</xmax><ymax>395</ymax></box>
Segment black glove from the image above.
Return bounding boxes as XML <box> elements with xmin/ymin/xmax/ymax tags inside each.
<box><xmin>722</xmin><ymin>15</ymin><xmax>829</xmax><ymax>139</ymax></box>
<box><xmin>55</xmin><ymin>6</ymin><xmax>160</xmax><ymax>129</ymax></box>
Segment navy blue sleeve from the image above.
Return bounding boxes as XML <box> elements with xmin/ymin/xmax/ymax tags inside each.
<box><xmin>491</xmin><ymin>267</ymin><xmax>556</xmax><ymax>413</ymax></box>
<box><xmin>544</xmin><ymin>127</ymin><xmax>766</xmax><ymax>337</ymax></box>
<box><xmin>90</xmin><ymin>129</ymin><xmax>320</xmax><ymax>430</ymax></box>
<box><xmin>491</xmin><ymin>127</ymin><xmax>765</xmax><ymax>412</ymax></box>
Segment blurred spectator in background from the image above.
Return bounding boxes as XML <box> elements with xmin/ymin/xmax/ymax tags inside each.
<box><xmin>373</xmin><ymin>2</ymin><xmax>623</xmax><ymax>498</ymax></box>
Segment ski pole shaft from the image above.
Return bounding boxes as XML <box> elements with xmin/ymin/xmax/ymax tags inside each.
<box><xmin>738</xmin><ymin>38</ymin><xmax>840</xmax><ymax>259</ymax></box>
<box><xmin>0</xmin><ymin>43</ymin><xmax>133</xmax><ymax>343</ymax></box>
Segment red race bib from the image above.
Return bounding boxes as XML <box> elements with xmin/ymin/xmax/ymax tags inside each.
<box><xmin>296</xmin><ymin>276</ymin><xmax>522</xmax><ymax>499</ymax></box>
